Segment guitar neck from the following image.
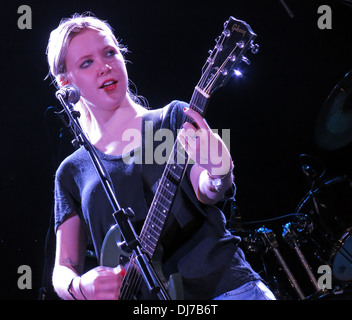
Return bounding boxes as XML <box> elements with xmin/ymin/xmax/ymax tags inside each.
<box><xmin>139</xmin><ymin>88</ymin><xmax>210</xmax><ymax>257</ymax></box>
<box><xmin>120</xmin><ymin>17</ymin><xmax>258</xmax><ymax>299</ymax></box>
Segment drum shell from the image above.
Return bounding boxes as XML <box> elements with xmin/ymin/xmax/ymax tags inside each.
<box><xmin>296</xmin><ymin>177</ymin><xmax>352</xmax><ymax>283</ymax></box>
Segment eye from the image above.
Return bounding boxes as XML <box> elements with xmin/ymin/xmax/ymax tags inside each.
<box><xmin>80</xmin><ymin>59</ymin><xmax>93</xmax><ymax>69</ymax></box>
<box><xmin>105</xmin><ymin>49</ymin><xmax>117</xmax><ymax>57</ymax></box>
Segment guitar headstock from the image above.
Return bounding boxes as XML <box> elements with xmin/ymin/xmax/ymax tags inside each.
<box><xmin>198</xmin><ymin>16</ymin><xmax>258</xmax><ymax>96</ymax></box>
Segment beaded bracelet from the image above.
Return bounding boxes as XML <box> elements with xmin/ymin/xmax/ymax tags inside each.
<box><xmin>67</xmin><ymin>277</ymin><xmax>78</xmax><ymax>300</ymax></box>
<box><xmin>207</xmin><ymin>166</ymin><xmax>234</xmax><ymax>192</ymax></box>
<box><xmin>79</xmin><ymin>278</ymin><xmax>87</xmax><ymax>300</ymax></box>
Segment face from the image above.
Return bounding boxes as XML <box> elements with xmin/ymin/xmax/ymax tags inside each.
<box><xmin>64</xmin><ymin>29</ymin><xmax>128</xmax><ymax>112</ymax></box>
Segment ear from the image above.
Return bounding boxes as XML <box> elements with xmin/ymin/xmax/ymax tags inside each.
<box><xmin>56</xmin><ymin>74</ymin><xmax>69</xmax><ymax>87</ymax></box>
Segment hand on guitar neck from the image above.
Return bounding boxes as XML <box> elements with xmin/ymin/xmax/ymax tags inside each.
<box><xmin>178</xmin><ymin>107</ymin><xmax>234</xmax><ymax>204</ymax></box>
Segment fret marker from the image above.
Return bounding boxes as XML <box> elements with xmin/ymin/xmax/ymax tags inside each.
<box><xmin>163</xmin><ymin>210</ymin><xmax>166</xmax><ymax>213</ymax></box>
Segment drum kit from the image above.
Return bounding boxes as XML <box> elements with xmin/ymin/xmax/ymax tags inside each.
<box><xmin>233</xmin><ymin>70</ymin><xmax>352</xmax><ymax>300</ymax></box>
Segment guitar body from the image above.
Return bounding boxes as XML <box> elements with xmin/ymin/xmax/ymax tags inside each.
<box><xmin>100</xmin><ymin>224</ymin><xmax>184</xmax><ymax>300</ymax></box>
<box><xmin>101</xmin><ymin>16</ymin><xmax>258</xmax><ymax>300</ymax></box>
<box><xmin>100</xmin><ymin>224</ymin><xmax>131</xmax><ymax>268</ymax></box>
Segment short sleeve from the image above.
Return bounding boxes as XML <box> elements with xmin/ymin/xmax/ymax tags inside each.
<box><xmin>54</xmin><ymin>159</ymin><xmax>81</xmax><ymax>232</ymax></box>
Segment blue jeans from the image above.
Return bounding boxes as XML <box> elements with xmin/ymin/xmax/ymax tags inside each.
<box><xmin>213</xmin><ymin>280</ymin><xmax>276</xmax><ymax>300</ymax></box>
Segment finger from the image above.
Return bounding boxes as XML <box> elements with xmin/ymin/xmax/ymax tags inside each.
<box><xmin>182</xmin><ymin>121</ymin><xmax>197</xmax><ymax>133</ymax></box>
<box><xmin>96</xmin><ymin>286</ymin><xmax>120</xmax><ymax>300</ymax></box>
<box><xmin>181</xmin><ymin>124</ymin><xmax>200</xmax><ymax>141</ymax></box>
<box><xmin>96</xmin><ymin>268</ymin><xmax>124</xmax><ymax>285</ymax></box>
<box><xmin>178</xmin><ymin>129</ymin><xmax>187</xmax><ymax>148</ymax></box>
<box><xmin>181</xmin><ymin>123</ymin><xmax>210</xmax><ymax>143</ymax></box>
<box><xmin>178</xmin><ymin>129</ymin><xmax>198</xmax><ymax>159</ymax></box>
<box><xmin>183</xmin><ymin>107</ymin><xmax>210</xmax><ymax>130</ymax></box>
<box><xmin>96</xmin><ymin>267</ymin><xmax>119</xmax><ymax>278</ymax></box>
<box><xmin>178</xmin><ymin>129</ymin><xmax>192</xmax><ymax>153</ymax></box>
<box><xmin>113</xmin><ymin>265</ymin><xmax>126</xmax><ymax>277</ymax></box>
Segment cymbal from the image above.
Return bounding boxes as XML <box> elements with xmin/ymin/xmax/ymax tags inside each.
<box><xmin>315</xmin><ymin>69</ymin><xmax>352</xmax><ymax>150</ymax></box>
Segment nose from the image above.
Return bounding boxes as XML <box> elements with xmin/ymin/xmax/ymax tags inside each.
<box><xmin>98</xmin><ymin>63</ymin><xmax>112</xmax><ymax>76</ymax></box>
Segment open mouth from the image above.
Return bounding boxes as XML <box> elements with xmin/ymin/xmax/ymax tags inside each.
<box><xmin>100</xmin><ymin>79</ymin><xmax>118</xmax><ymax>90</ymax></box>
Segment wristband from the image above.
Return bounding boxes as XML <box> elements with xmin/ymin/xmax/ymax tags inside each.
<box><xmin>67</xmin><ymin>277</ymin><xmax>78</xmax><ymax>300</ymax></box>
<box><xmin>79</xmin><ymin>277</ymin><xmax>87</xmax><ymax>300</ymax></box>
<box><xmin>207</xmin><ymin>168</ymin><xmax>233</xmax><ymax>192</ymax></box>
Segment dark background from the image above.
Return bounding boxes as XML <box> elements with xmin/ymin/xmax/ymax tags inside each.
<box><xmin>1</xmin><ymin>0</ymin><xmax>352</xmax><ymax>300</ymax></box>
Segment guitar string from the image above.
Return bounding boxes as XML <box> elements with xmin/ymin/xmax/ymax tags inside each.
<box><xmin>203</xmin><ymin>53</ymin><xmax>233</xmax><ymax>95</ymax></box>
<box><xmin>121</xmin><ymin>36</ymin><xmax>249</xmax><ymax>299</ymax></box>
<box><xmin>204</xmin><ymin>33</ymin><xmax>234</xmax><ymax>92</ymax></box>
<box><xmin>120</xmin><ymin>131</ymin><xmax>189</xmax><ymax>297</ymax></box>
<box><xmin>119</xmin><ymin>153</ymin><xmax>185</xmax><ymax>299</ymax></box>
<box><xmin>119</xmin><ymin>153</ymin><xmax>182</xmax><ymax>299</ymax></box>
<box><xmin>118</xmin><ymin>31</ymin><xmax>246</xmax><ymax>299</ymax></box>
<box><xmin>121</xmin><ymin>175</ymin><xmax>178</xmax><ymax>299</ymax></box>
<box><xmin>199</xmin><ymin>40</ymin><xmax>240</xmax><ymax>95</ymax></box>
<box><xmin>138</xmin><ymin>144</ymin><xmax>187</xmax><ymax>242</ymax></box>
<box><xmin>120</xmin><ymin>180</ymin><xmax>179</xmax><ymax>297</ymax></box>
<box><xmin>119</xmin><ymin>76</ymin><xmax>210</xmax><ymax>299</ymax></box>
<box><xmin>119</xmin><ymin>63</ymin><xmax>228</xmax><ymax>299</ymax></box>
<box><xmin>120</xmin><ymin>256</ymin><xmax>142</xmax><ymax>299</ymax></box>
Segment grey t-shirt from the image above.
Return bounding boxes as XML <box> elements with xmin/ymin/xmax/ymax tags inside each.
<box><xmin>54</xmin><ymin>100</ymin><xmax>260</xmax><ymax>299</ymax></box>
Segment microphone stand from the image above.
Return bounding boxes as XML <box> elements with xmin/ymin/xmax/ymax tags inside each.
<box><xmin>56</xmin><ymin>93</ymin><xmax>170</xmax><ymax>300</ymax></box>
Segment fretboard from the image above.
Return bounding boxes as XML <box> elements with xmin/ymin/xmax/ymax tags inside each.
<box><xmin>139</xmin><ymin>86</ymin><xmax>210</xmax><ymax>258</ymax></box>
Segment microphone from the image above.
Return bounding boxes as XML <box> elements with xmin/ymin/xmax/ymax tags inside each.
<box><xmin>56</xmin><ymin>84</ymin><xmax>81</xmax><ymax>104</ymax></box>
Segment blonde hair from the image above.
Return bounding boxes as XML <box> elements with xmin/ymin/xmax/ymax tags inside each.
<box><xmin>46</xmin><ymin>13</ymin><xmax>147</xmax><ymax>133</ymax></box>
<box><xmin>46</xmin><ymin>13</ymin><xmax>127</xmax><ymax>85</ymax></box>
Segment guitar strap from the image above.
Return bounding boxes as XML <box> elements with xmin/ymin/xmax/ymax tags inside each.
<box><xmin>140</xmin><ymin>105</ymin><xmax>167</xmax><ymax>200</ymax></box>
<box><xmin>139</xmin><ymin>102</ymin><xmax>201</xmax><ymax>228</ymax></box>
<box><xmin>139</xmin><ymin>102</ymin><xmax>206</xmax><ymax>251</ymax></box>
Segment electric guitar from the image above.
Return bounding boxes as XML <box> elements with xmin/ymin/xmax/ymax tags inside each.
<box><xmin>100</xmin><ymin>16</ymin><xmax>258</xmax><ymax>300</ymax></box>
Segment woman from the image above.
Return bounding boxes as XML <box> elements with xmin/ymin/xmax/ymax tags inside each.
<box><xmin>47</xmin><ymin>13</ymin><xmax>275</xmax><ymax>300</ymax></box>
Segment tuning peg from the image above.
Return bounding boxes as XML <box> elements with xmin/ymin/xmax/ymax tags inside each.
<box><xmin>236</xmin><ymin>41</ymin><xmax>245</xmax><ymax>49</ymax></box>
<box><xmin>241</xmin><ymin>56</ymin><xmax>251</xmax><ymax>65</ymax></box>
<box><xmin>250</xmin><ymin>43</ymin><xmax>259</xmax><ymax>54</ymax></box>
<box><xmin>222</xmin><ymin>29</ymin><xmax>231</xmax><ymax>37</ymax></box>
<box><xmin>215</xmin><ymin>43</ymin><xmax>223</xmax><ymax>51</ymax></box>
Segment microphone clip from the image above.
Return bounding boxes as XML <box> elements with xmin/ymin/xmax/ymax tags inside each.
<box><xmin>55</xmin><ymin>84</ymin><xmax>81</xmax><ymax>104</ymax></box>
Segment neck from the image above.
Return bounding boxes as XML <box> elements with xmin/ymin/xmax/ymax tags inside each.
<box><xmin>81</xmin><ymin>94</ymin><xmax>147</xmax><ymax>154</ymax></box>
<box><xmin>91</xmin><ymin>94</ymin><xmax>132</xmax><ymax>122</ymax></box>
